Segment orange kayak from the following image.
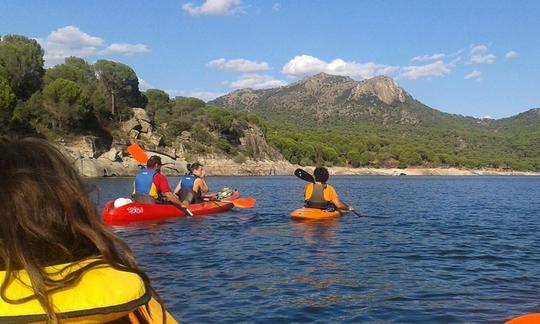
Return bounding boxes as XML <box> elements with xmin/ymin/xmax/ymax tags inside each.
<box><xmin>506</xmin><ymin>313</ymin><xmax>540</xmax><ymax>324</ymax></box>
<box><xmin>290</xmin><ymin>207</ymin><xmax>342</xmax><ymax>220</ymax></box>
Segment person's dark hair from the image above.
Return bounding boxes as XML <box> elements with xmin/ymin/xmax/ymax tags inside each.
<box><xmin>313</xmin><ymin>167</ymin><xmax>329</xmax><ymax>183</ymax></box>
<box><xmin>187</xmin><ymin>162</ymin><xmax>202</xmax><ymax>174</ymax></box>
<box><xmin>146</xmin><ymin>155</ymin><xmax>162</xmax><ymax>168</ymax></box>
<box><xmin>0</xmin><ymin>137</ymin><xmax>161</xmax><ymax>322</ymax></box>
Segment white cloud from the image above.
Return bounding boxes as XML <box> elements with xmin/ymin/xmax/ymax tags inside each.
<box><xmin>138</xmin><ymin>78</ymin><xmax>153</xmax><ymax>90</ymax></box>
<box><xmin>464</xmin><ymin>70</ymin><xmax>482</xmax><ymax>81</ymax></box>
<box><xmin>37</xmin><ymin>26</ymin><xmax>150</xmax><ymax>66</ymax></box>
<box><xmin>272</xmin><ymin>3</ymin><xmax>281</xmax><ymax>11</ymax></box>
<box><xmin>411</xmin><ymin>53</ymin><xmax>446</xmax><ymax>62</ymax></box>
<box><xmin>468</xmin><ymin>44</ymin><xmax>496</xmax><ymax>64</ymax></box>
<box><xmin>398</xmin><ymin>60</ymin><xmax>451</xmax><ymax>80</ymax></box>
<box><xmin>188</xmin><ymin>90</ymin><xmax>225</xmax><ymax>101</ymax></box>
<box><xmin>101</xmin><ymin>43</ymin><xmax>150</xmax><ymax>55</ymax></box>
<box><xmin>37</xmin><ymin>26</ymin><xmax>103</xmax><ymax>67</ymax></box>
<box><xmin>207</xmin><ymin>58</ymin><xmax>269</xmax><ymax>72</ymax></box>
<box><xmin>182</xmin><ymin>0</ymin><xmax>244</xmax><ymax>16</ymax></box>
<box><xmin>471</xmin><ymin>44</ymin><xmax>489</xmax><ymax>54</ymax></box>
<box><xmin>505</xmin><ymin>50</ymin><xmax>519</xmax><ymax>60</ymax></box>
<box><xmin>231</xmin><ymin>74</ymin><xmax>287</xmax><ymax>89</ymax></box>
<box><xmin>165</xmin><ymin>89</ymin><xmax>224</xmax><ymax>101</ymax></box>
<box><xmin>282</xmin><ymin>54</ymin><xmax>398</xmax><ymax>80</ymax></box>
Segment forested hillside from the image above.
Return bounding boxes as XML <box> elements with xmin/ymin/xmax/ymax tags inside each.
<box><xmin>212</xmin><ymin>73</ymin><xmax>540</xmax><ymax>171</ymax></box>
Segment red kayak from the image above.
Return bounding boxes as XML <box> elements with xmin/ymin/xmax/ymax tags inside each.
<box><xmin>102</xmin><ymin>191</ymin><xmax>240</xmax><ymax>225</ymax></box>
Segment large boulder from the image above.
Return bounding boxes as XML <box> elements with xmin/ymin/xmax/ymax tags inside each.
<box><xmin>239</xmin><ymin>124</ymin><xmax>284</xmax><ymax>161</ymax></box>
<box><xmin>132</xmin><ymin>108</ymin><xmax>153</xmax><ymax>133</ymax></box>
<box><xmin>123</xmin><ymin>108</ymin><xmax>154</xmax><ymax>136</ymax></box>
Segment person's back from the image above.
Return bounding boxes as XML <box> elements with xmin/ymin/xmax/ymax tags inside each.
<box><xmin>133</xmin><ymin>154</ymin><xmax>185</xmax><ymax>207</ymax></box>
<box><xmin>304</xmin><ymin>167</ymin><xmax>353</xmax><ymax>211</ymax></box>
<box><xmin>174</xmin><ymin>162</ymin><xmax>209</xmax><ymax>204</ymax></box>
<box><xmin>0</xmin><ymin>137</ymin><xmax>177</xmax><ymax>323</ymax></box>
<box><xmin>133</xmin><ymin>165</ymin><xmax>159</xmax><ymax>203</ymax></box>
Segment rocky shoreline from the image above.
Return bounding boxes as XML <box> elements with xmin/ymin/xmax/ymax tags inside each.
<box><xmin>62</xmin><ymin>150</ymin><xmax>538</xmax><ymax>177</ymax></box>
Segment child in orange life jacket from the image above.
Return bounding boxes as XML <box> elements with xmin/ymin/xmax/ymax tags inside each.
<box><xmin>304</xmin><ymin>167</ymin><xmax>354</xmax><ymax>211</ymax></box>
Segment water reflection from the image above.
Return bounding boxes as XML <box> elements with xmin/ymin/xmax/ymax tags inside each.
<box><xmin>291</xmin><ymin>219</ymin><xmax>339</xmax><ymax>244</ymax></box>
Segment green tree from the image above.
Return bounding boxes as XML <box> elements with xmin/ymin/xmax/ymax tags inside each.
<box><xmin>145</xmin><ymin>89</ymin><xmax>170</xmax><ymax>119</ymax></box>
<box><xmin>399</xmin><ymin>150</ymin><xmax>422</xmax><ymax>166</ymax></box>
<box><xmin>0</xmin><ymin>35</ymin><xmax>44</xmax><ymax>100</ymax></box>
<box><xmin>347</xmin><ymin>150</ymin><xmax>363</xmax><ymax>167</ymax></box>
<box><xmin>93</xmin><ymin>60</ymin><xmax>146</xmax><ymax>118</ymax></box>
<box><xmin>358</xmin><ymin>151</ymin><xmax>376</xmax><ymax>166</ymax></box>
<box><xmin>42</xmin><ymin>78</ymin><xmax>92</xmax><ymax>132</ymax></box>
<box><xmin>0</xmin><ymin>76</ymin><xmax>16</xmax><ymax>129</ymax></box>
<box><xmin>44</xmin><ymin>57</ymin><xmax>96</xmax><ymax>89</ymax></box>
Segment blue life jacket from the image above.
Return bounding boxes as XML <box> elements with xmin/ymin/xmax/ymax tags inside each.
<box><xmin>179</xmin><ymin>174</ymin><xmax>201</xmax><ymax>203</ymax></box>
<box><xmin>134</xmin><ymin>168</ymin><xmax>158</xmax><ymax>199</ymax></box>
<box><xmin>180</xmin><ymin>175</ymin><xmax>196</xmax><ymax>191</ymax></box>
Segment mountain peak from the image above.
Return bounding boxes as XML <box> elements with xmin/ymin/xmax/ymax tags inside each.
<box><xmin>294</xmin><ymin>72</ymin><xmax>354</xmax><ymax>87</ymax></box>
<box><xmin>351</xmin><ymin>75</ymin><xmax>406</xmax><ymax>104</ymax></box>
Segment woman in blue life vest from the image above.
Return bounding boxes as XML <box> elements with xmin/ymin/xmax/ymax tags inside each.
<box><xmin>0</xmin><ymin>137</ymin><xmax>177</xmax><ymax>323</ymax></box>
<box><xmin>174</xmin><ymin>162</ymin><xmax>209</xmax><ymax>204</ymax></box>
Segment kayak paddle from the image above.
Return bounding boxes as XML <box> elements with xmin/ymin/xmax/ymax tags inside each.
<box><xmin>294</xmin><ymin>168</ymin><xmax>315</xmax><ymax>183</ymax></box>
<box><xmin>127</xmin><ymin>143</ymin><xmax>149</xmax><ymax>164</ymax></box>
<box><xmin>127</xmin><ymin>143</ymin><xmax>193</xmax><ymax>216</ymax></box>
<box><xmin>294</xmin><ymin>168</ymin><xmax>363</xmax><ymax>217</ymax></box>
<box><xmin>229</xmin><ymin>197</ymin><xmax>256</xmax><ymax>208</ymax></box>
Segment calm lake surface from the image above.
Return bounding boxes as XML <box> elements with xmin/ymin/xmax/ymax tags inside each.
<box><xmin>90</xmin><ymin>176</ymin><xmax>540</xmax><ymax>323</ymax></box>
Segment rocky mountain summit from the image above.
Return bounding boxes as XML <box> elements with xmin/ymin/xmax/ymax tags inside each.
<box><xmin>211</xmin><ymin>73</ymin><xmax>453</xmax><ymax>126</ymax></box>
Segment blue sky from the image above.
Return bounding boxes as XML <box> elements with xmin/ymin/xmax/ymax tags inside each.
<box><xmin>1</xmin><ymin>0</ymin><xmax>539</xmax><ymax>118</ymax></box>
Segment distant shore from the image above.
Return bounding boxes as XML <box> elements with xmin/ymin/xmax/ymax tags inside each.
<box><xmin>192</xmin><ymin>159</ymin><xmax>540</xmax><ymax>177</ymax></box>
<box><xmin>324</xmin><ymin>166</ymin><xmax>540</xmax><ymax>176</ymax></box>
<box><xmin>63</xmin><ymin>148</ymin><xmax>539</xmax><ymax>178</ymax></box>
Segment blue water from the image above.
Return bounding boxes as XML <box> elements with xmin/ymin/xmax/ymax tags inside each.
<box><xmin>90</xmin><ymin>176</ymin><xmax>540</xmax><ymax>323</ymax></box>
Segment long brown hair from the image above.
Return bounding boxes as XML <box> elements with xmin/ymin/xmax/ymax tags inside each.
<box><xmin>0</xmin><ymin>137</ymin><xmax>156</xmax><ymax>323</ymax></box>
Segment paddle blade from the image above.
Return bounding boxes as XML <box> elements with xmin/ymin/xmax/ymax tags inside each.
<box><xmin>294</xmin><ymin>168</ymin><xmax>314</xmax><ymax>183</ymax></box>
<box><xmin>231</xmin><ymin>198</ymin><xmax>256</xmax><ymax>208</ymax></box>
<box><xmin>506</xmin><ymin>313</ymin><xmax>540</xmax><ymax>324</ymax></box>
<box><xmin>127</xmin><ymin>144</ymin><xmax>148</xmax><ymax>164</ymax></box>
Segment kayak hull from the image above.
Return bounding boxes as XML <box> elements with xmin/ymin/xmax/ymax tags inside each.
<box><xmin>290</xmin><ymin>207</ymin><xmax>342</xmax><ymax>220</ymax></box>
<box><xmin>102</xmin><ymin>191</ymin><xmax>240</xmax><ymax>225</ymax></box>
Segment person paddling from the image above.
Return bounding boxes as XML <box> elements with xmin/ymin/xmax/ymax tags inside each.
<box><xmin>174</xmin><ymin>162</ymin><xmax>211</xmax><ymax>204</ymax></box>
<box><xmin>133</xmin><ymin>155</ymin><xmax>185</xmax><ymax>207</ymax></box>
<box><xmin>304</xmin><ymin>166</ymin><xmax>354</xmax><ymax>211</ymax></box>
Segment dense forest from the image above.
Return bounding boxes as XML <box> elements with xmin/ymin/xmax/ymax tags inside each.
<box><xmin>0</xmin><ymin>34</ymin><xmax>263</xmax><ymax>161</ymax></box>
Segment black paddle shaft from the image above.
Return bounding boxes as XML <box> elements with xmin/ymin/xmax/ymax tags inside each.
<box><xmin>294</xmin><ymin>168</ymin><xmax>314</xmax><ymax>183</ymax></box>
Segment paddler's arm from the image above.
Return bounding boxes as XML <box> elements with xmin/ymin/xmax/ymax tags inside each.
<box><xmin>194</xmin><ymin>171</ymin><xmax>209</xmax><ymax>194</ymax></box>
<box><xmin>163</xmin><ymin>191</ymin><xmax>189</xmax><ymax>207</ymax></box>
<box><xmin>173</xmin><ymin>180</ymin><xmax>181</xmax><ymax>196</ymax></box>
<box><xmin>327</xmin><ymin>185</ymin><xmax>354</xmax><ymax>211</ymax></box>
<box><xmin>332</xmin><ymin>197</ymin><xmax>354</xmax><ymax>211</ymax></box>
<box><xmin>155</xmin><ymin>173</ymin><xmax>188</xmax><ymax>207</ymax></box>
